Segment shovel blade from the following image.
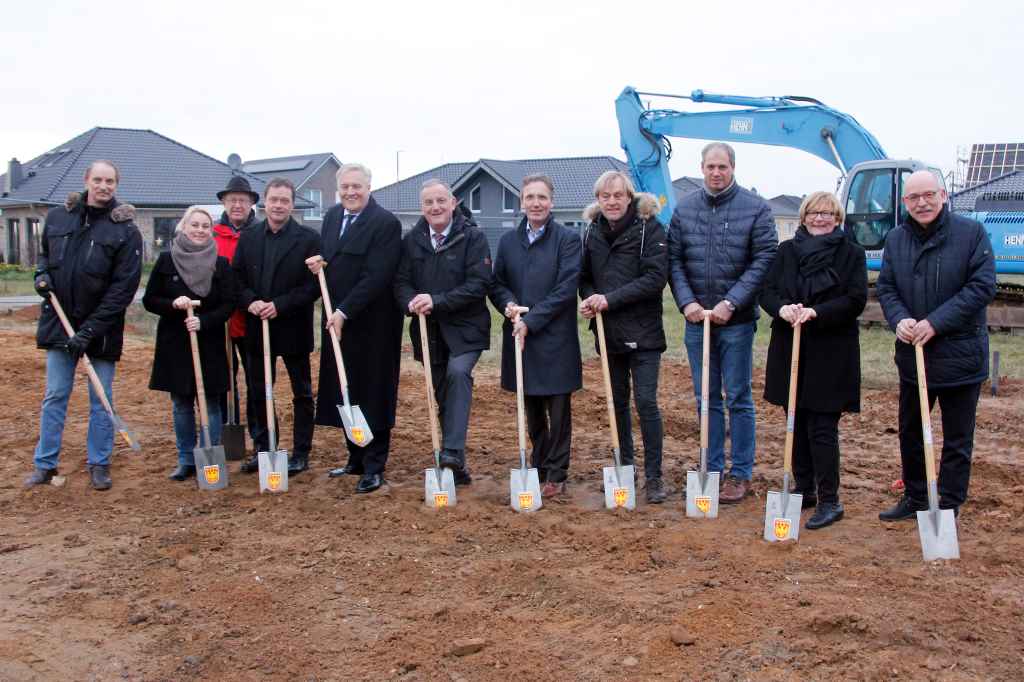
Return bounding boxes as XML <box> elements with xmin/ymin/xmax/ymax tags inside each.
<box><xmin>221</xmin><ymin>424</ymin><xmax>246</xmax><ymax>461</ymax></box>
<box><xmin>916</xmin><ymin>509</ymin><xmax>960</xmax><ymax>561</ymax></box>
<box><xmin>112</xmin><ymin>414</ymin><xmax>141</xmax><ymax>452</ymax></box>
<box><xmin>510</xmin><ymin>468</ymin><xmax>543</xmax><ymax>513</ymax></box>
<box><xmin>194</xmin><ymin>445</ymin><xmax>229</xmax><ymax>491</ymax></box>
<box><xmin>424</xmin><ymin>467</ymin><xmax>456</xmax><ymax>509</ymax></box>
<box><xmin>602</xmin><ymin>464</ymin><xmax>636</xmax><ymax>510</ymax></box>
<box><xmin>685</xmin><ymin>470</ymin><xmax>720</xmax><ymax>518</ymax></box>
<box><xmin>258</xmin><ymin>449</ymin><xmax>289</xmax><ymax>493</ymax></box>
<box><xmin>764</xmin><ymin>490</ymin><xmax>803</xmax><ymax>542</ymax></box>
<box><xmin>337</xmin><ymin>404</ymin><xmax>373</xmax><ymax>447</ymax></box>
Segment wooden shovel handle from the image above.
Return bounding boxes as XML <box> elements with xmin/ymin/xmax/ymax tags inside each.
<box><xmin>513</xmin><ymin>308</ymin><xmax>529</xmax><ymax>453</ymax></box>
<box><xmin>46</xmin><ymin>292</ymin><xmax>118</xmax><ymax>420</ymax></box>
<box><xmin>418</xmin><ymin>312</ymin><xmax>442</xmax><ymax>452</ymax></box>
<box><xmin>915</xmin><ymin>344</ymin><xmax>938</xmax><ymax>485</ymax></box>
<box><xmin>595</xmin><ymin>311</ymin><xmax>620</xmax><ymax>451</ymax></box>
<box><xmin>700</xmin><ymin>313</ymin><xmax>710</xmax><ymax>449</ymax></box>
<box><xmin>185</xmin><ymin>302</ymin><xmax>212</xmax><ymax>445</ymax></box>
<box><xmin>313</xmin><ymin>260</ymin><xmax>351</xmax><ymax>393</ymax></box>
<box><xmin>262</xmin><ymin>317</ymin><xmax>276</xmax><ymax>452</ymax></box>
<box><xmin>782</xmin><ymin>322</ymin><xmax>802</xmax><ymax>475</ymax></box>
<box><xmin>224</xmin><ymin>333</ymin><xmax>235</xmax><ymax>423</ymax></box>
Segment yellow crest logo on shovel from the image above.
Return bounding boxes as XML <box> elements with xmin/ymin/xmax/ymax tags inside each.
<box><xmin>695</xmin><ymin>496</ymin><xmax>711</xmax><ymax>514</ymax></box>
<box><xmin>433</xmin><ymin>492</ymin><xmax>449</xmax><ymax>508</ymax></box>
<box><xmin>203</xmin><ymin>465</ymin><xmax>220</xmax><ymax>485</ymax></box>
<box><xmin>351</xmin><ymin>428</ymin><xmax>365</xmax><ymax>445</ymax></box>
<box><xmin>613</xmin><ymin>488</ymin><xmax>629</xmax><ymax>508</ymax></box>
<box><xmin>268</xmin><ymin>472</ymin><xmax>282</xmax><ymax>491</ymax></box>
<box><xmin>773</xmin><ymin>518</ymin><xmax>791</xmax><ymax>540</ymax></box>
<box><xmin>518</xmin><ymin>492</ymin><xmax>534</xmax><ymax>510</ymax></box>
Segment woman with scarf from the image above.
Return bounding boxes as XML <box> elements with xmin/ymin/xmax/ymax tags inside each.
<box><xmin>144</xmin><ymin>206</ymin><xmax>237</xmax><ymax>481</ymax></box>
<box><xmin>761</xmin><ymin>191</ymin><xmax>867</xmax><ymax>529</ymax></box>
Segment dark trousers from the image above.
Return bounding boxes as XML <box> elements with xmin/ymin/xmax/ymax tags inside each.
<box><xmin>246</xmin><ymin>349</ymin><xmax>314</xmax><ymax>457</ymax></box>
<box><xmin>525</xmin><ymin>393</ymin><xmax>572</xmax><ymax>484</ymax></box>
<box><xmin>344</xmin><ymin>427</ymin><xmax>391</xmax><ymax>476</ymax></box>
<box><xmin>898</xmin><ymin>380</ymin><xmax>981</xmax><ymax>508</ymax></box>
<box><xmin>220</xmin><ymin>336</ymin><xmax>258</xmax><ymax>440</ymax></box>
<box><xmin>790</xmin><ymin>408</ymin><xmax>841</xmax><ymax>504</ymax></box>
<box><xmin>608</xmin><ymin>350</ymin><xmax>664</xmax><ymax>480</ymax></box>
<box><xmin>430</xmin><ymin>349</ymin><xmax>481</xmax><ymax>463</ymax></box>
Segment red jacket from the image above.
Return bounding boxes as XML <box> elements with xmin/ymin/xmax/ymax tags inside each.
<box><xmin>214</xmin><ymin>221</ymin><xmax>247</xmax><ymax>338</ymax></box>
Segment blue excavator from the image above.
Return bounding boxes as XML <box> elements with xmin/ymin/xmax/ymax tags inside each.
<box><xmin>616</xmin><ymin>86</ymin><xmax>1024</xmax><ymax>277</ymax></box>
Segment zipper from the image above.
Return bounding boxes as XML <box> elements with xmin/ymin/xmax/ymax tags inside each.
<box><xmin>86</xmin><ymin>239</ymin><xmax>95</xmax><ymax>264</ymax></box>
<box><xmin>705</xmin><ymin>206</ymin><xmax>714</xmax><ymax>304</ymax></box>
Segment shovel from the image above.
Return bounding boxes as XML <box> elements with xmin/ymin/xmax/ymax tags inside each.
<box><xmin>221</xmin><ymin>333</ymin><xmax>246</xmax><ymax>461</ymax></box>
<box><xmin>509</xmin><ymin>306</ymin><xmax>542</xmax><ymax>512</ymax></box>
<box><xmin>596</xmin><ymin>311</ymin><xmax>636</xmax><ymax>510</ymax></box>
<box><xmin>418</xmin><ymin>312</ymin><xmax>456</xmax><ymax>509</ymax></box>
<box><xmin>257</xmin><ymin>317</ymin><xmax>288</xmax><ymax>494</ymax></box>
<box><xmin>914</xmin><ymin>344</ymin><xmax>959</xmax><ymax>561</ymax></box>
<box><xmin>312</xmin><ymin>259</ymin><xmax>373</xmax><ymax>447</ymax></box>
<box><xmin>686</xmin><ymin>312</ymin><xmax>720</xmax><ymax>518</ymax></box>
<box><xmin>764</xmin><ymin>322</ymin><xmax>803</xmax><ymax>542</ymax></box>
<box><xmin>46</xmin><ymin>290</ymin><xmax>140</xmax><ymax>452</ymax></box>
<box><xmin>185</xmin><ymin>301</ymin><xmax>228</xmax><ymax>491</ymax></box>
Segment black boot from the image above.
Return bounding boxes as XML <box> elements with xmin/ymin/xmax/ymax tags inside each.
<box><xmin>239</xmin><ymin>455</ymin><xmax>260</xmax><ymax>474</ymax></box>
<box><xmin>806</xmin><ymin>502</ymin><xmax>844</xmax><ymax>530</ymax></box>
<box><xmin>88</xmin><ymin>464</ymin><xmax>112</xmax><ymax>491</ymax></box>
<box><xmin>168</xmin><ymin>464</ymin><xmax>196</xmax><ymax>481</ymax></box>
<box><xmin>24</xmin><ymin>468</ymin><xmax>56</xmax><ymax>487</ymax></box>
<box><xmin>879</xmin><ymin>496</ymin><xmax>925</xmax><ymax>521</ymax></box>
<box><xmin>288</xmin><ymin>453</ymin><xmax>309</xmax><ymax>474</ymax></box>
<box><xmin>645</xmin><ymin>478</ymin><xmax>667</xmax><ymax>504</ymax></box>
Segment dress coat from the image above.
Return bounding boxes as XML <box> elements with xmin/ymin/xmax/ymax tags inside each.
<box><xmin>143</xmin><ymin>252</ymin><xmax>236</xmax><ymax>396</ymax></box>
<box><xmin>760</xmin><ymin>233</ymin><xmax>867</xmax><ymax>414</ymax></box>
<box><xmin>315</xmin><ymin>197</ymin><xmax>404</xmax><ymax>432</ymax></box>
<box><xmin>489</xmin><ymin>216</ymin><xmax>583</xmax><ymax>396</ymax></box>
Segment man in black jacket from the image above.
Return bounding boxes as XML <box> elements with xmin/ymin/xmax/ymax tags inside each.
<box><xmin>27</xmin><ymin>160</ymin><xmax>142</xmax><ymax>490</ymax></box>
<box><xmin>232</xmin><ymin>178</ymin><xmax>320</xmax><ymax>475</ymax></box>
<box><xmin>395</xmin><ymin>180</ymin><xmax>492</xmax><ymax>484</ymax></box>
<box><xmin>877</xmin><ymin>170</ymin><xmax>996</xmax><ymax>521</ymax></box>
<box><xmin>579</xmin><ymin>171</ymin><xmax>669</xmax><ymax>504</ymax></box>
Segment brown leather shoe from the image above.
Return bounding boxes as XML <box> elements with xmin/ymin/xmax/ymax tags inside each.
<box><xmin>719</xmin><ymin>476</ymin><xmax>749</xmax><ymax>504</ymax></box>
<box><xmin>542</xmin><ymin>481</ymin><xmax>566</xmax><ymax>499</ymax></box>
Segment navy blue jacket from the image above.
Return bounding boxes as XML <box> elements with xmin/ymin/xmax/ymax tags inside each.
<box><xmin>667</xmin><ymin>182</ymin><xmax>778</xmax><ymax>325</ymax></box>
<box><xmin>876</xmin><ymin>206</ymin><xmax>996</xmax><ymax>388</ymax></box>
<box><xmin>490</xmin><ymin>217</ymin><xmax>583</xmax><ymax>396</ymax></box>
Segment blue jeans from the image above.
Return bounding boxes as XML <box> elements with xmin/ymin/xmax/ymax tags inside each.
<box><xmin>34</xmin><ymin>349</ymin><xmax>116</xmax><ymax>469</ymax></box>
<box><xmin>171</xmin><ymin>393</ymin><xmax>224</xmax><ymax>466</ymax></box>
<box><xmin>684</xmin><ymin>320</ymin><xmax>757</xmax><ymax>480</ymax></box>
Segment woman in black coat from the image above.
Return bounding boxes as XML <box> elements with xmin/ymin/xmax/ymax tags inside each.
<box><xmin>761</xmin><ymin>191</ymin><xmax>867</xmax><ymax>530</ymax></box>
<box><xmin>143</xmin><ymin>207</ymin><xmax>236</xmax><ymax>481</ymax></box>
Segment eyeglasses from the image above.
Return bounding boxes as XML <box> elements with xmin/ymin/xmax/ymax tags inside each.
<box><xmin>903</xmin><ymin>191</ymin><xmax>939</xmax><ymax>203</ymax></box>
<box><xmin>806</xmin><ymin>211</ymin><xmax>836</xmax><ymax>219</ymax></box>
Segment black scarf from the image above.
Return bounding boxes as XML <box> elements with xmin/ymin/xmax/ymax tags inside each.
<box><xmin>599</xmin><ymin>201</ymin><xmax>637</xmax><ymax>245</ymax></box>
<box><xmin>791</xmin><ymin>226</ymin><xmax>844</xmax><ymax>301</ymax></box>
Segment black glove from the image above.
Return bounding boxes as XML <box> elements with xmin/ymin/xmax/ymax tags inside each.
<box><xmin>34</xmin><ymin>272</ymin><xmax>53</xmax><ymax>299</ymax></box>
<box><xmin>65</xmin><ymin>329</ymin><xmax>94</xmax><ymax>360</ymax></box>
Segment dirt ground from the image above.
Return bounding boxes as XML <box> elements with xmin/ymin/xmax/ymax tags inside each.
<box><xmin>1</xmin><ymin>316</ymin><xmax>1022</xmax><ymax>681</ymax></box>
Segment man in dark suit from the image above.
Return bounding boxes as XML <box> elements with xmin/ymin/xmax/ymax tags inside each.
<box><xmin>307</xmin><ymin>163</ymin><xmax>403</xmax><ymax>494</ymax></box>
<box><xmin>232</xmin><ymin>177</ymin><xmax>320</xmax><ymax>475</ymax></box>
<box><xmin>394</xmin><ymin>179</ymin><xmax>491</xmax><ymax>485</ymax></box>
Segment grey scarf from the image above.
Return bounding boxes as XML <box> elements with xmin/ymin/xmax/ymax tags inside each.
<box><xmin>171</xmin><ymin>231</ymin><xmax>218</xmax><ymax>297</ymax></box>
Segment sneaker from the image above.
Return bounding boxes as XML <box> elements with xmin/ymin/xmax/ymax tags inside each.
<box><xmin>879</xmin><ymin>496</ymin><xmax>926</xmax><ymax>522</ymax></box>
<box><xmin>645</xmin><ymin>478</ymin><xmax>667</xmax><ymax>504</ymax></box>
<box><xmin>719</xmin><ymin>476</ymin><xmax>750</xmax><ymax>504</ymax></box>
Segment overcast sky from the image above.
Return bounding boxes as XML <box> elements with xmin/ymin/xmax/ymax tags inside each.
<box><xmin>1</xmin><ymin>0</ymin><xmax>1018</xmax><ymax>199</ymax></box>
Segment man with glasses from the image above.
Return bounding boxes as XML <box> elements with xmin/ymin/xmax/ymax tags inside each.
<box><xmin>876</xmin><ymin>170</ymin><xmax>996</xmax><ymax>521</ymax></box>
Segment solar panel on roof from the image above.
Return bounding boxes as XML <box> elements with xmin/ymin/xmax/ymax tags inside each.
<box><xmin>244</xmin><ymin>159</ymin><xmax>311</xmax><ymax>174</ymax></box>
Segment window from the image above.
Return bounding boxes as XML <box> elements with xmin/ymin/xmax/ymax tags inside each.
<box><xmin>844</xmin><ymin>168</ymin><xmax>894</xmax><ymax>251</ymax></box>
<box><xmin>502</xmin><ymin>187</ymin><xmax>517</xmax><ymax>213</ymax></box>
<box><xmin>469</xmin><ymin>185</ymin><xmax>482</xmax><ymax>213</ymax></box>
<box><xmin>153</xmin><ymin>217</ymin><xmax>177</xmax><ymax>253</ymax></box>
<box><xmin>26</xmin><ymin>218</ymin><xmax>41</xmax><ymax>265</ymax></box>
<box><xmin>5</xmin><ymin>219</ymin><xmax>20</xmax><ymax>264</ymax></box>
<box><xmin>303</xmin><ymin>189</ymin><xmax>323</xmax><ymax>220</ymax></box>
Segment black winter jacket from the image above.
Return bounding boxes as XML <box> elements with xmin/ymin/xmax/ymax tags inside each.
<box><xmin>394</xmin><ymin>208</ymin><xmax>492</xmax><ymax>362</ymax></box>
<box><xmin>579</xmin><ymin>193</ymin><xmax>668</xmax><ymax>354</ymax></box>
<box><xmin>35</xmin><ymin>192</ymin><xmax>143</xmax><ymax>361</ymax></box>
<box><xmin>667</xmin><ymin>182</ymin><xmax>778</xmax><ymax>325</ymax></box>
<box><xmin>876</xmin><ymin>206</ymin><xmax>996</xmax><ymax>388</ymax></box>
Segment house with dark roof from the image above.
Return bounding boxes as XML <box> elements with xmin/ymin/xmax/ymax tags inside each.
<box><xmin>952</xmin><ymin>170</ymin><xmax>1024</xmax><ymax>213</ymax></box>
<box><xmin>0</xmin><ymin>127</ymin><xmax>309</xmax><ymax>266</ymax></box>
<box><xmin>242</xmin><ymin>153</ymin><xmax>341</xmax><ymax>228</ymax></box>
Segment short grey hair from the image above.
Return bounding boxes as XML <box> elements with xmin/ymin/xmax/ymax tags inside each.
<box><xmin>85</xmin><ymin>159</ymin><xmax>120</xmax><ymax>182</ymax></box>
<box><xmin>420</xmin><ymin>178</ymin><xmax>453</xmax><ymax>197</ymax></box>
<box><xmin>337</xmin><ymin>163</ymin><xmax>372</xmax><ymax>184</ymax></box>
<box><xmin>701</xmin><ymin>142</ymin><xmax>736</xmax><ymax>167</ymax></box>
<box><xmin>593</xmin><ymin>170</ymin><xmax>635</xmax><ymax>198</ymax></box>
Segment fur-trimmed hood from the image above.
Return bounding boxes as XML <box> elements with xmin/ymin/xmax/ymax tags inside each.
<box><xmin>582</xmin><ymin>192</ymin><xmax>660</xmax><ymax>224</ymax></box>
<box><xmin>65</xmin><ymin>191</ymin><xmax>136</xmax><ymax>223</ymax></box>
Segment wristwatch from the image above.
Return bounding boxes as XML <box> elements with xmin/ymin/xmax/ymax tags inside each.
<box><xmin>723</xmin><ymin>300</ymin><xmax>736</xmax><ymax>312</ymax></box>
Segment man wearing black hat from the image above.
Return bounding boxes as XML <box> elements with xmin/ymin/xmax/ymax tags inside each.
<box><xmin>214</xmin><ymin>175</ymin><xmax>260</xmax><ymax>441</ymax></box>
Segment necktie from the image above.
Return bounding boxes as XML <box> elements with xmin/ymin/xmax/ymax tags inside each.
<box><xmin>339</xmin><ymin>213</ymin><xmax>354</xmax><ymax>239</ymax></box>
<box><xmin>433</xmin><ymin>232</ymin><xmax>446</xmax><ymax>251</ymax></box>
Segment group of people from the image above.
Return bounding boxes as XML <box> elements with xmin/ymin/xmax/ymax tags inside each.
<box><xmin>26</xmin><ymin>144</ymin><xmax>996</xmax><ymax>532</ymax></box>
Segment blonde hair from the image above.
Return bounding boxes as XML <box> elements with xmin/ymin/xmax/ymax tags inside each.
<box><xmin>593</xmin><ymin>170</ymin><xmax>635</xmax><ymax>199</ymax></box>
<box><xmin>175</xmin><ymin>206</ymin><xmax>215</xmax><ymax>234</ymax></box>
<box><xmin>798</xmin><ymin>191</ymin><xmax>844</xmax><ymax>226</ymax></box>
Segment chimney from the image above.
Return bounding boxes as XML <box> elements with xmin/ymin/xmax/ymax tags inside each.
<box><xmin>5</xmin><ymin>158</ymin><xmax>23</xmax><ymax>193</ymax></box>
